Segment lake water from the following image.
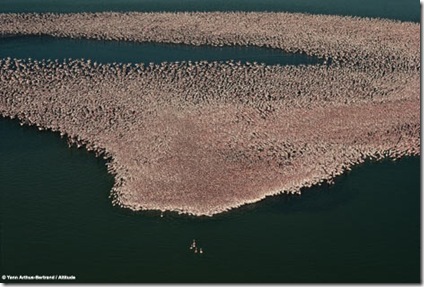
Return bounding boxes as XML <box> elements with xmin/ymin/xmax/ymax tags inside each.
<box><xmin>0</xmin><ymin>118</ymin><xmax>420</xmax><ymax>283</ymax></box>
<box><xmin>0</xmin><ymin>0</ymin><xmax>419</xmax><ymax>22</ymax></box>
<box><xmin>0</xmin><ymin>36</ymin><xmax>322</xmax><ymax>66</ymax></box>
<box><xmin>0</xmin><ymin>0</ymin><xmax>420</xmax><ymax>283</ymax></box>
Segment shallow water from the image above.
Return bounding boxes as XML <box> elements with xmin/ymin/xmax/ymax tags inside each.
<box><xmin>0</xmin><ymin>36</ymin><xmax>322</xmax><ymax>66</ymax></box>
<box><xmin>0</xmin><ymin>0</ymin><xmax>419</xmax><ymax>22</ymax></box>
<box><xmin>0</xmin><ymin>118</ymin><xmax>420</xmax><ymax>283</ymax></box>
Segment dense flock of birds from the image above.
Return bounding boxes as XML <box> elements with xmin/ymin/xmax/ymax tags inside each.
<box><xmin>0</xmin><ymin>12</ymin><xmax>419</xmax><ymax>216</ymax></box>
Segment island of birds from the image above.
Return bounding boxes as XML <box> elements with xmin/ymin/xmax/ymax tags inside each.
<box><xmin>0</xmin><ymin>12</ymin><xmax>419</xmax><ymax>216</ymax></box>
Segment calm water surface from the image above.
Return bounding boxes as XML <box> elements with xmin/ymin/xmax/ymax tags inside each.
<box><xmin>0</xmin><ymin>0</ymin><xmax>419</xmax><ymax>22</ymax></box>
<box><xmin>0</xmin><ymin>0</ymin><xmax>420</xmax><ymax>283</ymax></box>
<box><xmin>0</xmin><ymin>118</ymin><xmax>420</xmax><ymax>283</ymax></box>
<box><xmin>0</xmin><ymin>36</ymin><xmax>322</xmax><ymax>66</ymax></box>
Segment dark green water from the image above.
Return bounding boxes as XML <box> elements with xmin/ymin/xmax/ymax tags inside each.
<box><xmin>0</xmin><ymin>0</ymin><xmax>419</xmax><ymax>22</ymax></box>
<box><xmin>0</xmin><ymin>118</ymin><xmax>420</xmax><ymax>283</ymax></box>
<box><xmin>0</xmin><ymin>1</ymin><xmax>421</xmax><ymax>283</ymax></box>
<box><xmin>0</xmin><ymin>36</ymin><xmax>322</xmax><ymax>66</ymax></box>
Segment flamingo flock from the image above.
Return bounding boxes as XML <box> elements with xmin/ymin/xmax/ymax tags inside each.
<box><xmin>0</xmin><ymin>12</ymin><xmax>419</xmax><ymax>216</ymax></box>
